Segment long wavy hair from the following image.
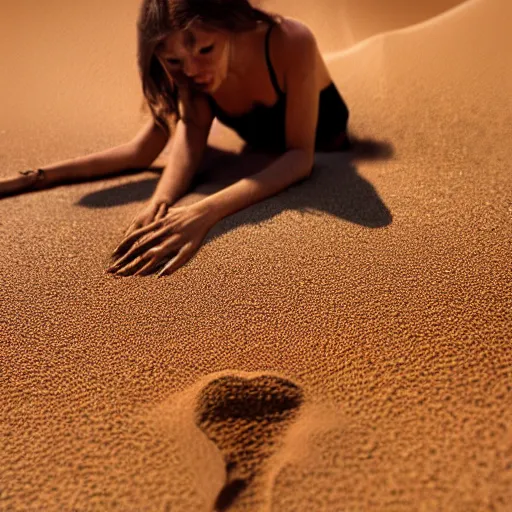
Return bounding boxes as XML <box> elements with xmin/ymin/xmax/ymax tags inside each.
<box><xmin>137</xmin><ymin>0</ymin><xmax>280</xmax><ymax>136</ymax></box>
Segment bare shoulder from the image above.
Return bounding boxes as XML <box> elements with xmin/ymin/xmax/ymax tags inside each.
<box><xmin>272</xmin><ymin>18</ymin><xmax>318</xmax><ymax>58</ymax></box>
<box><xmin>270</xmin><ymin>18</ymin><xmax>329</xmax><ymax>89</ymax></box>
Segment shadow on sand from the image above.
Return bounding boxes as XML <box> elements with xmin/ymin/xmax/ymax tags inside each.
<box><xmin>77</xmin><ymin>134</ymin><xmax>394</xmax><ymax>247</ymax></box>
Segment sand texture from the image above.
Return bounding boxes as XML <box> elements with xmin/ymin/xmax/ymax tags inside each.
<box><xmin>1</xmin><ymin>0</ymin><xmax>511</xmax><ymax>510</ymax></box>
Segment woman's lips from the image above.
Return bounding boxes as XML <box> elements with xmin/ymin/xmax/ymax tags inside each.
<box><xmin>194</xmin><ymin>76</ymin><xmax>212</xmax><ymax>85</ymax></box>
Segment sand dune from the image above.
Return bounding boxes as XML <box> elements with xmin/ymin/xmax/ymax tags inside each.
<box><xmin>1</xmin><ymin>0</ymin><xmax>511</xmax><ymax>510</ymax></box>
<box><xmin>262</xmin><ymin>0</ymin><xmax>469</xmax><ymax>52</ymax></box>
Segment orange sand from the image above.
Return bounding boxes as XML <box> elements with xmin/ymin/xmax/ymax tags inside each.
<box><xmin>1</xmin><ymin>0</ymin><xmax>511</xmax><ymax>510</ymax></box>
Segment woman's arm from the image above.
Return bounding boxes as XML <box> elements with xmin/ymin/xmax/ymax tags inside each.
<box><xmin>150</xmin><ymin>115</ymin><xmax>212</xmax><ymax>205</ymax></box>
<box><xmin>111</xmin><ymin>92</ymin><xmax>214</xmax><ymax>242</ymax></box>
<box><xmin>196</xmin><ymin>149</ymin><xmax>312</xmax><ymax>223</ymax></box>
<box><xmin>0</xmin><ymin>119</ymin><xmax>169</xmax><ymax>198</ymax></box>
<box><xmin>37</xmin><ymin>119</ymin><xmax>170</xmax><ymax>187</ymax></box>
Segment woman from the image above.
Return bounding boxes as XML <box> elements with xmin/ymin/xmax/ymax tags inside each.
<box><xmin>1</xmin><ymin>0</ymin><xmax>351</xmax><ymax>277</ymax></box>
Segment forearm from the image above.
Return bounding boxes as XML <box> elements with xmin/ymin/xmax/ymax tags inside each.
<box><xmin>39</xmin><ymin>143</ymin><xmax>140</xmax><ymax>187</ymax></box>
<box><xmin>151</xmin><ymin>120</ymin><xmax>208</xmax><ymax>204</ymax></box>
<box><xmin>197</xmin><ymin>149</ymin><xmax>312</xmax><ymax>222</ymax></box>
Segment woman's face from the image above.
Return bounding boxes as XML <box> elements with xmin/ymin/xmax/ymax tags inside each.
<box><xmin>157</xmin><ymin>24</ymin><xmax>231</xmax><ymax>93</ymax></box>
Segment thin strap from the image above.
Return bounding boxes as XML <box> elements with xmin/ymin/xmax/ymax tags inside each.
<box><xmin>265</xmin><ymin>23</ymin><xmax>284</xmax><ymax>96</ymax></box>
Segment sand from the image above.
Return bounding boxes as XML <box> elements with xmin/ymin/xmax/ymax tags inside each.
<box><xmin>1</xmin><ymin>0</ymin><xmax>511</xmax><ymax>510</ymax></box>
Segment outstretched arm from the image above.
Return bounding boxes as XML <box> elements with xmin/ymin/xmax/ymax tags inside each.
<box><xmin>0</xmin><ymin>119</ymin><xmax>169</xmax><ymax>197</ymax></box>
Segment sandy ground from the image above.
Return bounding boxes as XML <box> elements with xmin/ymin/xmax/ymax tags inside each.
<box><xmin>1</xmin><ymin>0</ymin><xmax>511</xmax><ymax>510</ymax></box>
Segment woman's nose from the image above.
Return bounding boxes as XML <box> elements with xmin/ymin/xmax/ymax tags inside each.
<box><xmin>182</xmin><ymin>58</ymin><xmax>198</xmax><ymax>78</ymax></box>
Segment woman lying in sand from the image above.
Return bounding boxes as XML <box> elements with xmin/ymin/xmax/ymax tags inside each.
<box><xmin>1</xmin><ymin>0</ymin><xmax>351</xmax><ymax>277</ymax></box>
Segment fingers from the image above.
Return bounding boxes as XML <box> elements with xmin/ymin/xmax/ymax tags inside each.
<box><xmin>107</xmin><ymin>203</ymin><xmax>198</xmax><ymax>278</ymax></box>
<box><xmin>133</xmin><ymin>234</ymin><xmax>190</xmax><ymax>277</ymax></box>
<box><xmin>114</xmin><ymin>251</ymin><xmax>155</xmax><ymax>277</ymax></box>
<box><xmin>154</xmin><ymin>202</ymin><xmax>168</xmax><ymax>221</ymax></box>
<box><xmin>109</xmin><ymin>240</ymin><xmax>194</xmax><ymax>278</ymax></box>
<box><xmin>133</xmin><ymin>250</ymin><xmax>173</xmax><ymax>277</ymax></box>
<box><xmin>114</xmin><ymin>202</ymin><xmax>167</xmax><ymax>256</ymax></box>
<box><xmin>132</xmin><ymin>256</ymin><xmax>164</xmax><ymax>277</ymax></box>
<box><xmin>115</xmin><ymin>240</ymin><xmax>176</xmax><ymax>277</ymax></box>
<box><xmin>157</xmin><ymin>244</ymin><xmax>195</xmax><ymax>278</ymax></box>
<box><xmin>122</xmin><ymin>221</ymin><xmax>143</xmax><ymax>241</ymax></box>
<box><xmin>112</xmin><ymin>217</ymin><xmax>166</xmax><ymax>260</ymax></box>
<box><xmin>108</xmin><ymin>224</ymin><xmax>173</xmax><ymax>273</ymax></box>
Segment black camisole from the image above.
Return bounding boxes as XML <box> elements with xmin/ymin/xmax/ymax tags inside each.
<box><xmin>207</xmin><ymin>22</ymin><xmax>351</xmax><ymax>153</ymax></box>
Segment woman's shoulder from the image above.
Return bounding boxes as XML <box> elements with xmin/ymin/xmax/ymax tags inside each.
<box><xmin>271</xmin><ymin>17</ymin><xmax>319</xmax><ymax>56</ymax></box>
<box><xmin>269</xmin><ymin>17</ymin><xmax>322</xmax><ymax>90</ymax></box>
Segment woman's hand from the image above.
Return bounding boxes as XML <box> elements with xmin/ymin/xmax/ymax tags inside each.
<box><xmin>121</xmin><ymin>198</ymin><xmax>172</xmax><ymax>239</ymax></box>
<box><xmin>108</xmin><ymin>203</ymin><xmax>215</xmax><ymax>277</ymax></box>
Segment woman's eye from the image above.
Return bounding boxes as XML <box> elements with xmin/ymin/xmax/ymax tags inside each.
<box><xmin>199</xmin><ymin>44</ymin><xmax>214</xmax><ymax>55</ymax></box>
<box><xmin>167</xmin><ymin>59</ymin><xmax>180</xmax><ymax>66</ymax></box>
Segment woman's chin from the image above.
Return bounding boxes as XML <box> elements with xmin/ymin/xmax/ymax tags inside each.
<box><xmin>204</xmin><ymin>77</ymin><xmax>219</xmax><ymax>93</ymax></box>
<box><xmin>193</xmin><ymin>78</ymin><xmax>214</xmax><ymax>93</ymax></box>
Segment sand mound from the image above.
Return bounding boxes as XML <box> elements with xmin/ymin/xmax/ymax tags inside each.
<box><xmin>261</xmin><ymin>0</ymin><xmax>469</xmax><ymax>52</ymax></box>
